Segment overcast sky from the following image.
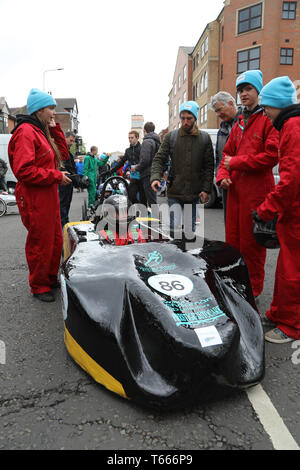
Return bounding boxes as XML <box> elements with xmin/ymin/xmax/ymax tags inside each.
<box><xmin>1</xmin><ymin>0</ymin><xmax>224</xmax><ymax>153</ymax></box>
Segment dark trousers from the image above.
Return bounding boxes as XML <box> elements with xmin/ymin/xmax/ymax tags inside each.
<box><xmin>141</xmin><ymin>176</ymin><xmax>157</xmax><ymax>207</ymax></box>
<box><xmin>59</xmin><ymin>182</ymin><xmax>74</xmax><ymax>228</ymax></box>
<box><xmin>128</xmin><ymin>179</ymin><xmax>147</xmax><ymax>206</ymax></box>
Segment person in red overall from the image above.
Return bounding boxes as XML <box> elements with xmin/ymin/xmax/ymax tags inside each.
<box><xmin>216</xmin><ymin>70</ymin><xmax>279</xmax><ymax>298</ymax></box>
<box><xmin>254</xmin><ymin>76</ymin><xmax>300</xmax><ymax>343</ymax></box>
<box><xmin>99</xmin><ymin>194</ymin><xmax>146</xmax><ymax>245</ymax></box>
<box><xmin>8</xmin><ymin>88</ymin><xmax>71</xmax><ymax>302</ymax></box>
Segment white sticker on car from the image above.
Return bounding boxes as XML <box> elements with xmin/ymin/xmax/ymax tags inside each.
<box><xmin>194</xmin><ymin>326</ymin><xmax>223</xmax><ymax>348</ymax></box>
<box><xmin>147</xmin><ymin>274</ymin><xmax>193</xmax><ymax>297</ymax></box>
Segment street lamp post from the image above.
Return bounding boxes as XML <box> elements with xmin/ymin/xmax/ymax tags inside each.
<box><xmin>42</xmin><ymin>68</ymin><xmax>64</xmax><ymax>92</ymax></box>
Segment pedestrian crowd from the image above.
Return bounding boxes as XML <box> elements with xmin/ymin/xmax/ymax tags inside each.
<box><xmin>7</xmin><ymin>70</ymin><xmax>300</xmax><ymax>345</ymax></box>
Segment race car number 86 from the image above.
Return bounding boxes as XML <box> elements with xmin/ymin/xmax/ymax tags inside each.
<box><xmin>148</xmin><ymin>274</ymin><xmax>193</xmax><ymax>297</ymax></box>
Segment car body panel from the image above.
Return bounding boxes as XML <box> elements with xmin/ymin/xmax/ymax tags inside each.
<box><xmin>61</xmin><ymin>220</ymin><xmax>265</xmax><ymax>409</ymax></box>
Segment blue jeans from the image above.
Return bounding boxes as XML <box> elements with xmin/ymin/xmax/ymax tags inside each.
<box><xmin>167</xmin><ymin>197</ymin><xmax>200</xmax><ymax>235</ymax></box>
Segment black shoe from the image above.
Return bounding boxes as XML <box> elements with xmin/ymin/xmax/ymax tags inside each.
<box><xmin>33</xmin><ymin>292</ymin><xmax>55</xmax><ymax>302</ymax></box>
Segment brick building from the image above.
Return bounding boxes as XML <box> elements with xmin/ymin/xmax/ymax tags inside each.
<box><xmin>192</xmin><ymin>20</ymin><xmax>220</xmax><ymax>129</ymax></box>
<box><xmin>219</xmin><ymin>0</ymin><xmax>300</xmax><ymax>104</ymax></box>
<box><xmin>168</xmin><ymin>47</ymin><xmax>193</xmax><ymax>131</ymax></box>
<box><xmin>168</xmin><ymin>0</ymin><xmax>300</xmax><ymax>130</ymax></box>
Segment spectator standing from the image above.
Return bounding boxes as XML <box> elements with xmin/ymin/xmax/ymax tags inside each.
<box><xmin>83</xmin><ymin>146</ymin><xmax>109</xmax><ymax>207</ymax></box>
<box><xmin>131</xmin><ymin>122</ymin><xmax>160</xmax><ymax>208</ymax></box>
<box><xmin>0</xmin><ymin>158</ymin><xmax>8</xmax><ymax>191</ymax></box>
<box><xmin>59</xmin><ymin>131</ymin><xmax>77</xmax><ymax>228</ymax></box>
<box><xmin>151</xmin><ymin>101</ymin><xmax>214</xmax><ymax>236</ymax></box>
<box><xmin>216</xmin><ymin>70</ymin><xmax>279</xmax><ymax>298</ymax></box>
<box><xmin>255</xmin><ymin>76</ymin><xmax>300</xmax><ymax>343</ymax></box>
<box><xmin>210</xmin><ymin>92</ymin><xmax>242</xmax><ymax>222</ymax></box>
<box><xmin>110</xmin><ymin>131</ymin><xmax>146</xmax><ymax>205</ymax></box>
<box><xmin>75</xmin><ymin>156</ymin><xmax>85</xmax><ymax>191</ymax></box>
<box><xmin>8</xmin><ymin>88</ymin><xmax>71</xmax><ymax>302</ymax></box>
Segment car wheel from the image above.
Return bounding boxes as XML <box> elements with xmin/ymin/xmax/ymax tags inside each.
<box><xmin>0</xmin><ymin>198</ymin><xmax>7</xmax><ymax>217</ymax></box>
<box><xmin>204</xmin><ymin>187</ymin><xmax>217</xmax><ymax>209</ymax></box>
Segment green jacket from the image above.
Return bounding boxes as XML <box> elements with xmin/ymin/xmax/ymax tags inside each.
<box><xmin>83</xmin><ymin>153</ymin><xmax>109</xmax><ymax>183</ymax></box>
<box><xmin>150</xmin><ymin>125</ymin><xmax>214</xmax><ymax>202</ymax></box>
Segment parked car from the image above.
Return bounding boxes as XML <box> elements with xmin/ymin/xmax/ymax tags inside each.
<box><xmin>0</xmin><ymin>134</ymin><xmax>16</xmax><ymax>193</ymax></box>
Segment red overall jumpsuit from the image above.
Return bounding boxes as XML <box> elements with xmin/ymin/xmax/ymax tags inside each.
<box><xmin>216</xmin><ymin>109</ymin><xmax>279</xmax><ymax>297</ymax></box>
<box><xmin>257</xmin><ymin>115</ymin><xmax>300</xmax><ymax>340</ymax></box>
<box><xmin>8</xmin><ymin>122</ymin><xmax>69</xmax><ymax>294</ymax></box>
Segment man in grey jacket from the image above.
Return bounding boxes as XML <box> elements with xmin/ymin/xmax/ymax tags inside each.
<box><xmin>131</xmin><ymin>122</ymin><xmax>160</xmax><ymax>208</ymax></box>
<box><xmin>151</xmin><ymin>101</ymin><xmax>214</xmax><ymax>236</ymax></box>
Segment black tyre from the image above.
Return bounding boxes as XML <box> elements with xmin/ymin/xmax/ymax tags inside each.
<box><xmin>0</xmin><ymin>198</ymin><xmax>7</xmax><ymax>217</ymax></box>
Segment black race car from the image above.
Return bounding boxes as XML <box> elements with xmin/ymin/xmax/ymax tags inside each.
<box><xmin>60</xmin><ymin>178</ymin><xmax>264</xmax><ymax>410</ymax></box>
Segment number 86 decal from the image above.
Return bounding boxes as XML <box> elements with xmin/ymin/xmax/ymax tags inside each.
<box><xmin>148</xmin><ymin>274</ymin><xmax>193</xmax><ymax>297</ymax></box>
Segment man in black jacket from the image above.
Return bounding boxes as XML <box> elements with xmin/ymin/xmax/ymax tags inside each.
<box><xmin>108</xmin><ymin>130</ymin><xmax>146</xmax><ymax>205</ymax></box>
<box><xmin>131</xmin><ymin>122</ymin><xmax>160</xmax><ymax>208</ymax></box>
<box><xmin>59</xmin><ymin>131</ymin><xmax>77</xmax><ymax>228</ymax></box>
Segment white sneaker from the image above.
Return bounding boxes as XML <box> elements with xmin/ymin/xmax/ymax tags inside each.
<box><xmin>264</xmin><ymin>328</ymin><xmax>293</xmax><ymax>344</ymax></box>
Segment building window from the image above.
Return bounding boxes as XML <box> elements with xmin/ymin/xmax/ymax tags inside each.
<box><xmin>201</xmin><ymin>42</ymin><xmax>205</xmax><ymax>58</ymax></box>
<box><xmin>183</xmin><ymin>65</ymin><xmax>187</xmax><ymax>81</ymax></box>
<box><xmin>200</xmin><ymin>75</ymin><xmax>204</xmax><ymax>93</ymax></box>
<box><xmin>174</xmin><ymin>83</ymin><xmax>177</xmax><ymax>96</ymax></box>
<box><xmin>282</xmin><ymin>2</ymin><xmax>297</xmax><ymax>19</ymax></box>
<box><xmin>178</xmin><ymin>74</ymin><xmax>181</xmax><ymax>89</ymax></box>
<box><xmin>280</xmin><ymin>47</ymin><xmax>294</xmax><ymax>64</ymax></box>
<box><xmin>200</xmin><ymin>105</ymin><xmax>208</xmax><ymax>124</ymax></box>
<box><xmin>204</xmin><ymin>71</ymin><xmax>208</xmax><ymax>90</ymax></box>
<box><xmin>196</xmin><ymin>52</ymin><xmax>199</xmax><ymax>66</ymax></box>
<box><xmin>196</xmin><ymin>82</ymin><xmax>199</xmax><ymax>98</ymax></box>
<box><xmin>204</xmin><ymin>37</ymin><xmax>208</xmax><ymax>53</ymax></box>
<box><xmin>193</xmin><ymin>85</ymin><xmax>196</xmax><ymax>101</ymax></box>
<box><xmin>238</xmin><ymin>2</ymin><xmax>262</xmax><ymax>34</ymax></box>
<box><xmin>237</xmin><ymin>46</ymin><xmax>261</xmax><ymax>73</ymax></box>
<box><xmin>174</xmin><ymin>104</ymin><xmax>177</xmax><ymax>118</ymax></box>
<box><xmin>183</xmin><ymin>90</ymin><xmax>187</xmax><ymax>102</ymax></box>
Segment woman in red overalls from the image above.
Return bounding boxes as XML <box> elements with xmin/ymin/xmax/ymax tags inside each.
<box><xmin>8</xmin><ymin>88</ymin><xmax>71</xmax><ymax>302</ymax></box>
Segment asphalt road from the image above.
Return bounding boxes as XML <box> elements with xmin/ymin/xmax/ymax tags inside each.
<box><xmin>0</xmin><ymin>190</ymin><xmax>299</xmax><ymax>452</ymax></box>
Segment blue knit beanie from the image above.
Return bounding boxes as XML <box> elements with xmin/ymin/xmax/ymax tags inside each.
<box><xmin>179</xmin><ymin>101</ymin><xmax>199</xmax><ymax>120</ymax></box>
<box><xmin>259</xmin><ymin>76</ymin><xmax>297</xmax><ymax>109</ymax></box>
<box><xmin>236</xmin><ymin>69</ymin><xmax>263</xmax><ymax>94</ymax></box>
<box><xmin>27</xmin><ymin>88</ymin><xmax>57</xmax><ymax>115</ymax></box>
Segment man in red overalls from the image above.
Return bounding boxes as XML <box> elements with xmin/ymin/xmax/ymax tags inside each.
<box><xmin>255</xmin><ymin>76</ymin><xmax>300</xmax><ymax>343</ymax></box>
<box><xmin>216</xmin><ymin>70</ymin><xmax>279</xmax><ymax>299</ymax></box>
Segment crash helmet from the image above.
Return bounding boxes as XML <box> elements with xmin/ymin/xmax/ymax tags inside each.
<box><xmin>100</xmin><ymin>182</ymin><xmax>113</xmax><ymax>199</ymax></box>
<box><xmin>102</xmin><ymin>194</ymin><xmax>132</xmax><ymax>228</ymax></box>
<box><xmin>81</xmin><ymin>175</ymin><xmax>90</xmax><ymax>188</ymax></box>
<box><xmin>253</xmin><ymin>218</ymin><xmax>280</xmax><ymax>249</ymax></box>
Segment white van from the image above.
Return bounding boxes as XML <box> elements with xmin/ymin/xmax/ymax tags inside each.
<box><xmin>0</xmin><ymin>134</ymin><xmax>17</xmax><ymax>191</ymax></box>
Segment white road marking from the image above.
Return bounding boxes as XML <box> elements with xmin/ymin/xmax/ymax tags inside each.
<box><xmin>246</xmin><ymin>384</ymin><xmax>299</xmax><ymax>450</ymax></box>
<box><xmin>0</xmin><ymin>340</ymin><xmax>5</xmax><ymax>364</ymax></box>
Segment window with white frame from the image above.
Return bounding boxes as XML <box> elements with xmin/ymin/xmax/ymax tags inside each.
<box><xmin>204</xmin><ymin>71</ymin><xmax>208</xmax><ymax>90</ymax></box>
<box><xmin>204</xmin><ymin>37</ymin><xmax>208</xmax><ymax>53</ymax></box>
<box><xmin>200</xmin><ymin>75</ymin><xmax>204</xmax><ymax>93</ymax></box>
<box><xmin>183</xmin><ymin>65</ymin><xmax>187</xmax><ymax>81</ymax></box>
<box><xmin>183</xmin><ymin>90</ymin><xmax>187</xmax><ymax>102</ymax></box>
<box><xmin>178</xmin><ymin>74</ymin><xmax>181</xmax><ymax>89</ymax></box>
